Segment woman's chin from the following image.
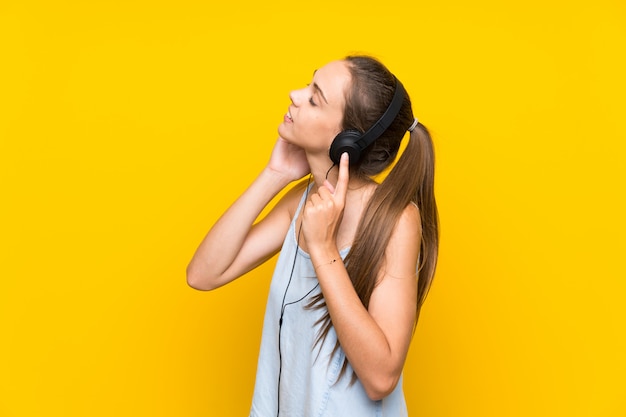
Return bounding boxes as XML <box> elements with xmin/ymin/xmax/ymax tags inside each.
<box><xmin>277</xmin><ymin>124</ymin><xmax>291</xmax><ymax>140</ymax></box>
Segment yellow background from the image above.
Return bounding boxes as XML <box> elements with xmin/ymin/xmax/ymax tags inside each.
<box><xmin>1</xmin><ymin>0</ymin><xmax>625</xmax><ymax>416</ymax></box>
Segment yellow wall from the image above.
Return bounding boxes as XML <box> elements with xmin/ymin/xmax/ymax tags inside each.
<box><xmin>1</xmin><ymin>0</ymin><xmax>624</xmax><ymax>416</ymax></box>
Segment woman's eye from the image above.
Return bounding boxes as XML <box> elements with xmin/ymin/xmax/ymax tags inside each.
<box><xmin>309</xmin><ymin>97</ymin><xmax>317</xmax><ymax>106</ymax></box>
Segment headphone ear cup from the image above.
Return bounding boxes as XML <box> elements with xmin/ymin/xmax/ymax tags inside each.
<box><xmin>329</xmin><ymin>130</ymin><xmax>363</xmax><ymax>165</ymax></box>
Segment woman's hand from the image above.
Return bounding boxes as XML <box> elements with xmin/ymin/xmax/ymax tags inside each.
<box><xmin>266</xmin><ymin>136</ymin><xmax>310</xmax><ymax>182</ymax></box>
<box><xmin>302</xmin><ymin>152</ymin><xmax>349</xmax><ymax>253</ymax></box>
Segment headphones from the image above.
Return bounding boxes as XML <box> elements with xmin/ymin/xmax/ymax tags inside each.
<box><xmin>328</xmin><ymin>77</ymin><xmax>406</xmax><ymax>165</ymax></box>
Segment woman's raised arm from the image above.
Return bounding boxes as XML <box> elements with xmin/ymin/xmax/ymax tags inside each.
<box><xmin>186</xmin><ymin>137</ymin><xmax>310</xmax><ymax>290</ymax></box>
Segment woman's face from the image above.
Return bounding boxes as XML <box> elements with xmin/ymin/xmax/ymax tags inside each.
<box><xmin>278</xmin><ymin>60</ymin><xmax>351</xmax><ymax>154</ymax></box>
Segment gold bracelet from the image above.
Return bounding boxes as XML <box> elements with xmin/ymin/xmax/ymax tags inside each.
<box><xmin>314</xmin><ymin>258</ymin><xmax>338</xmax><ymax>270</ymax></box>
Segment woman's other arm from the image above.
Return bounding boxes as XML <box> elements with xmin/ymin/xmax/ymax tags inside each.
<box><xmin>186</xmin><ymin>138</ymin><xmax>309</xmax><ymax>290</ymax></box>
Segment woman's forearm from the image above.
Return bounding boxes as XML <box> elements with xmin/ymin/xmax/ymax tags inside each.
<box><xmin>186</xmin><ymin>167</ymin><xmax>292</xmax><ymax>290</ymax></box>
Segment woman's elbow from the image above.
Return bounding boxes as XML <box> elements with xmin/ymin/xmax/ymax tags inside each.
<box><xmin>186</xmin><ymin>263</ymin><xmax>218</xmax><ymax>291</ymax></box>
<box><xmin>363</xmin><ymin>373</ymin><xmax>401</xmax><ymax>401</ymax></box>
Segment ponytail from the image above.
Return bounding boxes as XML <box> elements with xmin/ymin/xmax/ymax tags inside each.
<box><xmin>402</xmin><ymin>124</ymin><xmax>439</xmax><ymax>311</ymax></box>
<box><xmin>348</xmin><ymin>121</ymin><xmax>438</xmax><ymax>315</ymax></box>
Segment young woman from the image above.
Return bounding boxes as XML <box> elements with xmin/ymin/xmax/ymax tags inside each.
<box><xmin>187</xmin><ymin>55</ymin><xmax>439</xmax><ymax>416</ymax></box>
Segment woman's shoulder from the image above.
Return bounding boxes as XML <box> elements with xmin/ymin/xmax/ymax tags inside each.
<box><xmin>275</xmin><ymin>177</ymin><xmax>312</xmax><ymax>220</ymax></box>
<box><xmin>396</xmin><ymin>201</ymin><xmax>421</xmax><ymax>235</ymax></box>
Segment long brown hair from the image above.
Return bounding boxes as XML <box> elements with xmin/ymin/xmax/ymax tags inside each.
<box><xmin>307</xmin><ymin>55</ymin><xmax>439</xmax><ymax>382</ymax></box>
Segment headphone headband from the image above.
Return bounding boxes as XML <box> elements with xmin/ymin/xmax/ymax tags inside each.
<box><xmin>354</xmin><ymin>77</ymin><xmax>406</xmax><ymax>152</ymax></box>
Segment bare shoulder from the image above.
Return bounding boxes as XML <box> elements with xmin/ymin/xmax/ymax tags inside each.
<box><xmin>273</xmin><ymin>177</ymin><xmax>311</xmax><ymax>220</ymax></box>
<box><xmin>381</xmin><ymin>203</ymin><xmax>421</xmax><ymax>280</ymax></box>
<box><xmin>393</xmin><ymin>202</ymin><xmax>421</xmax><ymax>242</ymax></box>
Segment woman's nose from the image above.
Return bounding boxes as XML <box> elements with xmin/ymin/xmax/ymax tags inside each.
<box><xmin>289</xmin><ymin>88</ymin><xmax>304</xmax><ymax>106</ymax></box>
